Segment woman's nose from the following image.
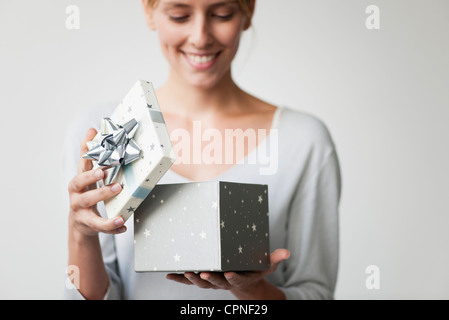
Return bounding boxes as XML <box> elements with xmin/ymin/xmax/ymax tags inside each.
<box><xmin>189</xmin><ymin>15</ymin><xmax>213</xmax><ymax>49</ymax></box>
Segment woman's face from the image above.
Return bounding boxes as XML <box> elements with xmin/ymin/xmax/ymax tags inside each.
<box><xmin>145</xmin><ymin>0</ymin><xmax>250</xmax><ymax>89</ymax></box>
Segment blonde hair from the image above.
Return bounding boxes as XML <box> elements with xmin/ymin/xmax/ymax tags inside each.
<box><xmin>143</xmin><ymin>0</ymin><xmax>254</xmax><ymax>27</ymax></box>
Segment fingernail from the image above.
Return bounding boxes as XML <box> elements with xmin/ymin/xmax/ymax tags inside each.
<box><xmin>114</xmin><ymin>217</ymin><xmax>124</xmax><ymax>227</ymax></box>
<box><xmin>117</xmin><ymin>226</ymin><xmax>127</xmax><ymax>233</ymax></box>
<box><xmin>111</xmin><ymin>183</ymin><xmax>121</xmax><ymax>193</ymax></box>
<box><xmin>94</xmin><ymin>169</ymin><xmax>103</xmax><ymax>179</ymax></box>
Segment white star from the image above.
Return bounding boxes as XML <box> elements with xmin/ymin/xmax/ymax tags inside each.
<box><xmin>238</xmin><ymin>245</ymin><xmax>243</xmax><ymax>254</ymax></box>
<box><xmin>199</xmin><ymin>231</ymin><xmax>207</xmax><ymax>239</ymax></box>
<box><xmin>160</xmin><ymin>199</ymin><xmax>164</xmax><ymax>204</ymax></box>
<box><xmin>251</xmin><ymin>223</ymin><xmax>257</xmax><ymax>232</ymax></box>
<box><xmin>221</xmin><ymin>220</ymin><xmax>225</xmax><ymax>229</ymax></box>
<box><xmin>144</xmin><ymin>229</ymin><xmax>150</xmax><ymax>237</ymax></box>
<box><xmin>174</xmin><ymin>254</ymin><xmax>181</xmax><ymax>262</ymax></box>
<box><xmin>258</xmin><ymin>195</ymin><xmax>263</xmax><ymax>204</ymax></box>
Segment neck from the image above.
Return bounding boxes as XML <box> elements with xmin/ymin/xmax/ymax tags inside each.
<box><xmin>156</xmin><ymin>70</ymin><xmax>245</xmax><ymax>119</ymax></box>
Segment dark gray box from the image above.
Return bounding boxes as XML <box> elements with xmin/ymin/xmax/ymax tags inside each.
<box><xmin>134</xmin><ymin>181</ymin><xmax>270</xmax><ymax>272</ymax></box>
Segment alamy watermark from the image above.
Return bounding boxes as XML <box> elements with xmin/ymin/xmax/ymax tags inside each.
<box><xmin>170</xmin><ymin>122</ymin><xmax>279</xmax><ymax>176</ymax></box>
<box><xmin>366</xmin><ymin>5</ymin><xmax>380</xmax><ymax>30</ymax></box>
<box><xmin>66</xmin><ymin>5</ymin><xmax>80</xmax><ymax>30</ymax></box>
<box><xmin>65</xmin><ymin>265</ymin><xmax>80</xmax><ymax>290</ymax></box>
<box><xmin>365</xmin><ymin>264</ymin><xmax>380</xmax><ymax>290</ymax></box>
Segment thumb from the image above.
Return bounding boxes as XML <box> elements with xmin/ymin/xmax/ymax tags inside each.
<box><xmin>267</xmin><ymin>249</ymin><xmax>290</xmax><ymax>274</ymax></box>
<box><xmin>78</xmin><ymin>128</ymin><xmax>98</xmax><ymax>173</ymax></box>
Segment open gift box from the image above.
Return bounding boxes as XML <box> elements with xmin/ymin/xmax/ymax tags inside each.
<box><xmin>134</xmin><ymin>181</ymin><xmax>271</xmax><ymax>272</ymax></box>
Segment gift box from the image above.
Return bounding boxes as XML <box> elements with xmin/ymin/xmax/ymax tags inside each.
<box><xmin>134</xmin><ymin>181</ymin><xmax>270</xmax><ymax>272</ymax></box>
<box><xmin>85</xmin><ymin>80</ymin><xmax>175</xmax><ymax>221</ymax></box>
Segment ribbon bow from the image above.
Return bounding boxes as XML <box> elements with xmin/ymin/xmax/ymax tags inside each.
<box><xmin>83</xmin><ymin>117</ymin><xmax>141</xmax><ymax>185</ymax></box>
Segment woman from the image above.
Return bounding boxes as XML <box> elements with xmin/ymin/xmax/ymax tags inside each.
<box><xmin>64</xmin><ymin>0</ymin><xmax>341</xmax><ymax>300</ymax></box>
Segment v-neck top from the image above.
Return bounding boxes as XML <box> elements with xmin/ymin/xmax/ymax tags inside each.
<box><xmin>62</xmin><ymin>104</ymin><xmax>341</xmax><ymax>300</ymax></box>
<box><xmin>167</xmin><ymin>106</ymin><xmax>283</xmax><ymax>182</ymax></box>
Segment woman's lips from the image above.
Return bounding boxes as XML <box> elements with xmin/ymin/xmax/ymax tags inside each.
<box><xmin>182</xmin><ymin>51</ymin><xmax>221</xmax><ymax>70</ymax></box>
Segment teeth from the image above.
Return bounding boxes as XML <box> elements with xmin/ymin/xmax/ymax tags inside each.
<box><xmin>186</xmin><ymin>54</ymin><xmax>216</xmax><ymax>64</ymax></box>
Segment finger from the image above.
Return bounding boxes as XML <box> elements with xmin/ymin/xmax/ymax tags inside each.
<box><xmin>166</xmin><ymin>274</ymin><xmax>193</xmax><ymax>286</ymax></box>
<box><xmin>78</xmin><ymin>128</ymin><xmax>98</xmax><ymax>173</ymax></box>
<box><xmin>85</xmin><ymin>213</ymin><xmax>126</xmax><ymax>234</ymax></box>
<box><xmin>200</xmin><ymin>272</ymin><xmax>231</xmax><ymax>290</ymax></box>
<box><xmin>71</xmin><ymin>183</ymin><xmax>122</xmax><ymax>209</ymax></box>
<box><xmin>184</xmin><ymin>272</ymin><xmax>216</xmax><ymax>289</ymax></box>
<box><xmin>223</xmin><ymin>271</ymin><xmax>246</xmax><ymax>288</ymax></box>
<box><xmin>268</xmin><ymin>249</ymin><xmax>290</xmax><ymax>273</ymax></box>
<box><xmin>68</xmin><ymin>168</ymin><xmax>104</xmax><ymax>194</ymax></box>
<box><xmin>80</xmin><ymin>128</ymin><xmax>98</xmax><ymax>157</ymax></box>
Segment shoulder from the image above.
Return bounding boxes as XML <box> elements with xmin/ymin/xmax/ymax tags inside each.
<box><xmin>276</xmin><ymin>107</ymin><xmax>336</xmax><ymax>153</ymax></box>
<box><xmin>273</xmin><ymin>107</ymin><xmax>341</xmax><ymax>199</ymax></box>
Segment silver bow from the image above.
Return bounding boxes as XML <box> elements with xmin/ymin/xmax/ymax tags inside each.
<box><xmin>83</xmin><ymin>118</ymin><xmax>141</xmax><ymax>185</ymax></box>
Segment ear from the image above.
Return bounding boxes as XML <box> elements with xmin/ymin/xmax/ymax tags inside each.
<box><xmin>243</xmin><ymin>0</ymin><xmax>256</xmax><ymax>31</ymax></box>
<box><xmin>141</xmin><ymin>0</ymin><xmax>157</xmax><ymax>30</ymax></box>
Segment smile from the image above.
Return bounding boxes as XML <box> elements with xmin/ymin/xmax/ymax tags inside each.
<box><xmin>182</xmin><ymin>51</ymin><xmax>221</xmax><ymax>70</ymax></box>
<box><xmin>186</xmin><ymin>53</ymin><xmax>217</xmax><ymax>64</ymax></box>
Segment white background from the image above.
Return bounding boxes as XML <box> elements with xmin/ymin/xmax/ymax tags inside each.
<box><xmin>0</xmin><ymin>0</ymin><xmax>448</xmax><ymax>299</ymax></box>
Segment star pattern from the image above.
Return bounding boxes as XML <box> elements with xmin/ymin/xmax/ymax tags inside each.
<box><xmin>127</xmin><ymin>206</ymin><xmax>136</xmax><ymax>213</ymax></box>
<box><xmin>134</xmin><ymin>182</ymin><xmax>270</xmax><ymax>272</ymax></box>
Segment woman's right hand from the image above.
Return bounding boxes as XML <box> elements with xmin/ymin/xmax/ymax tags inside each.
<box><xmin>68</xmin><ymin>128</ymin><xmax>126</xmax><ymax>237</ymax></box>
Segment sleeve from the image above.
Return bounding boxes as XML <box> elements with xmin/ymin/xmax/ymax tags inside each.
<box><xmin>280</xmin><ymin>148</ymin><xmax>341</xmax><ymax>300</ymax></box>
<box><xmin>61</xmin><ymin>114</ymin><xmax>124</xmax><ymax>300</ymax></box>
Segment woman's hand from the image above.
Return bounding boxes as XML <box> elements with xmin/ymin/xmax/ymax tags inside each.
<box><xmin>166</xmin><ymin>248</ymin><xmax>290</xmax><ymax>300</ymax></box>
<box><xmin>68</xmin><ymin>128</ymin><xmax>126</xmax><ymax>237</ymax></box>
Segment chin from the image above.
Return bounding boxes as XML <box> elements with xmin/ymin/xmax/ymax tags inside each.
<box><xmin>185</xmin><ymin>74</ymin><xmax>224</xmax><ymax>90</ymax></box>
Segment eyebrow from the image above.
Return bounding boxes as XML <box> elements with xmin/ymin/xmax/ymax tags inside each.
<box><xmin>162</xmin><ymin>0</ymin><xmax>239</xmax><ymax>9</ymax></box>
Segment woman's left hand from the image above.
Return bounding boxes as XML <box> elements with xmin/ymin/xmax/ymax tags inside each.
<box><xmin>166</xmin><ymin>248</ymin><xmax>290</xmax><ymax>299</ymax></box>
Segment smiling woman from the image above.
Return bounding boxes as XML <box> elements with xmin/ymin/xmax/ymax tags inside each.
<box><xmin>142</xmin><ymin>0</ymin><xmax>254</xmax><ymax>89</ymax></box>
<box><xmin>63</xmin><ymin>0</ymin><xmax>341</xmax><ymax>300</ymax></box>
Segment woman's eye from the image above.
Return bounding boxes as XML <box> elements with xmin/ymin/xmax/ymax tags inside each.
<box><xmin>169</xmin><ymin>16</ymin><xmax>189</xmax><ymax>22</ymax></box>
<box><xmin>213</xmin><ymin>13</ymin><xmax>234</xmax><ymax>20</ymax></box>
